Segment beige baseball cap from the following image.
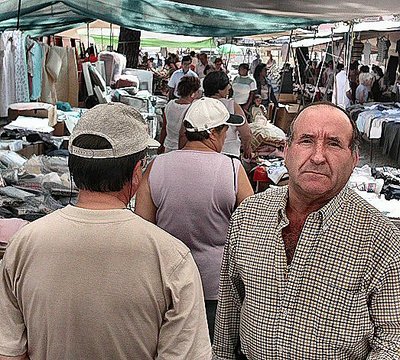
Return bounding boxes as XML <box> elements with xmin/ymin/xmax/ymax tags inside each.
<box><xmin>69</xmin><ymin>102</ymin><xmax>151</xmax><ymax>158</ymax></box>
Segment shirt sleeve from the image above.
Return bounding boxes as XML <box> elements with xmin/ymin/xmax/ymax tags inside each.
<box><xmin>367</xmin><ymin>257</ymin><xmax>400</xmax><ymax>359</ymax></box>
<box><xmin>249</xmin><ymin>79</ymin><xmax>257</xmax><ymax>92</ymax></box>
<box><xmin>212</xmin><ymin>212</ymin><xmax>245</xmax><ymax>360</ymax></box>
<box><xmin>167</xmin><ymin>72</ymin><xmax>176</xmax><ymax>88</ymax></box>
<box><xmin>156</xmin><ymin>252</ymin><xmax>212</xmax><ymax>360</ymax></box>
<box><xmin>0</xmin><ymin>254</ymin><xmax>27</xmax><ymax>357</ymax></box>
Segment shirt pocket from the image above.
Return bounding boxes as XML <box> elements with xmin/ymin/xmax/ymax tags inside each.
<box><xmin>312</xmin><ymin>281</ymin><xmax>374</xmax><ymax>349</ymax></box>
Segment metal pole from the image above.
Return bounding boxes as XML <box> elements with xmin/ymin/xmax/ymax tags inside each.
<box><xmin>110</xmin><ymin>23</ymin><xmax>112</xmax><ymax>50</ymax></box>
<box><xmin>312</xmin><ymin>42</ymin><xmax>329</xmax><ymax>103</ymax></box>
<box><xmin>16</xmin><ymin>0</ymin><xmax>22</xmax><ymax>30</ymax></box>
<box><xmin>87</xmin><ymin>22</ymin><xmax>90</xmax><ymax>50</ymax></box>
<box><xmin>272</xmin><ymin>29</ymin><xmax>294</xmax><ymax>123</ymax></box>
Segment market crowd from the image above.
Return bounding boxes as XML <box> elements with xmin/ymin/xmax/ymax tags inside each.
<box><xmin>0</xmin><ymin>51</ymin><xmax>400</xmax><ymax>360</ymax></box>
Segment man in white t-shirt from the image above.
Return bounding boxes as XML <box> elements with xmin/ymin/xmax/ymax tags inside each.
<box><xmin>333</xmin><ymin>63</ymin><xmax>351</xmax><ymax>109</ymax></box>
<box><xmin>168</xmin><ymin>55</ymin><xmax>198</xmax><ymax>100</ymax></box>
<box><xmin>232</xmin><ymin>63</ymin><xmax>257</xmax><ymax>114</ymax></box>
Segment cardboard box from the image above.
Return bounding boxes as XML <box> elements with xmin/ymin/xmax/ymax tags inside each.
<box><xmin>53</xmin><ymin>121</ymin><xmax>65</xmax><ymax>137</ymax></box>
<box><xmin>8</xmin><ymin>103</ymin><xmax>57</xmax><ymax>126</ymax></box>
<box><xmin>17</xmin><ymin>142</ymin><xmax>45</xmax><ymax>158</ymax></box>
<box><xmin>275</xmin><ymin>104</ymin><xmax>301</xmax><ymax>133</ymax></box>
<box><xmin>278</xmin><ymin>93</ymin><xmax>297</xmax><ymax>104</ymax></box>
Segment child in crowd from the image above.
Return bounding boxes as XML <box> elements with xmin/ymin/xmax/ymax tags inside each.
<box><xmin>249</xmin><ymin>94</ymin><xmax>269</xmax><ymax>123</ymax></box>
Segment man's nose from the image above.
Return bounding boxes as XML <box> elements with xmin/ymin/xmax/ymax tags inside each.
<box><xmin>310</xmin><ymin>143</ymin><xmax>327</xmax><ymax>164</ymax></box>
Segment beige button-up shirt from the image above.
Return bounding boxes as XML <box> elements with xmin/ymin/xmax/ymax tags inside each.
<box><xmin>213</xmin><ymin>186</ymin><xmax>400</xmax><ymax>359</ymax></box>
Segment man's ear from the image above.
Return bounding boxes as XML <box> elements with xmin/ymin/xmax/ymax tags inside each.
<box><xmin>131</xmin><ymin>161</ymin><xmax>142</xmax><ymax>189</ymax></box>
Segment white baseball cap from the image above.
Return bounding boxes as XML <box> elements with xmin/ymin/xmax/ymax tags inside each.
<box><xmin>184</xmin><ymin>97</ymin><xmax>245</xmax><ymax>132</ymax></box>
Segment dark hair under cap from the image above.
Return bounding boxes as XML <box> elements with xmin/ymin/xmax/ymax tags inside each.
<box><xmin>203</xmin><ymin>71</ymin><xmax>230</xmax><ymax>97</ymax></box>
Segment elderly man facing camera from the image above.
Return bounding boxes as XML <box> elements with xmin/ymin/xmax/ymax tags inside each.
<box><xmin>213</xmin><ymin>102</ymin><xmax>400</xmax><ymax>359</ymax></box>
<box><xmin>0</xmin><ymin>103</ymin><xmax>211</xmax><ymax>360</ymax></box>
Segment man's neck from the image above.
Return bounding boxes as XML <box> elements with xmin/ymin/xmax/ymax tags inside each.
<box><xmin>75</xmin><ymin>190</ymin><xmax>128</xmax><ymax>210</ymax></box>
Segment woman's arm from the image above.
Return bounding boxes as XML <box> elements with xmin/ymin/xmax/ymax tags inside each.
<box><xmin>236</xmin><ymin>164</ymin><xmax>254</xmax><ymax>207</ymax></box>
<box><xmin>134</xmin><ymin>162</ymin><xmax>157</xmax><ymax>223</ymax></box>
<box><xmin>233</xmin><ymin>102</ymin><xmax>253</xmax><ymax>159</ymax></box>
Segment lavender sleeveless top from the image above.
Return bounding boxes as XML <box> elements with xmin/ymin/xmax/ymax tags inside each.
<box><xmin>149</xmin><ymin>150</ymin><xmax>240</xmax><ymax>300</ymax></box>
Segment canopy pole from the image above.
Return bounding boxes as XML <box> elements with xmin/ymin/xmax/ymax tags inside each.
<box><xmin>311</xmin><ymin>42</ymin><xmax>329</xmax><ymax>103</ymax></box>
<box><xmin>16</xmin><ymin>0</ymin><xmax>22</xmax><ymax>30</ymax></box>
<box><xmin>110</xmin><ymin>23</ymin><xmax>113</xmax><ymax>51</ymax></box>
<box><xmin>345</xmin><ymin>21</ymin><xmax>354</xmax><ymax>75</ymax></box>
<box><xmin>300</xmin><ymin>27</ymin><xmax>317</xmax><ymax>107</ymax></box>
<box><xmin>272</xmin><ymin>28</ymin><xmax>294</xmax><ymax>124</ymax></box>
<box><xmin>87</xmin><ymin>22</ymin><xmax>90</xmax><ymax>50</ymax></box>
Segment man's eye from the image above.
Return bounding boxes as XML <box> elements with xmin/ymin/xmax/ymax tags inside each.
<box><xmin>328</xmin><ymin>142</ymin><xmax>341</xmax><ymax>147</ymax></box>
<box><xmin>299</xmin><ymin>139</ymin><xmax>312</xmax><ymax>144</ymax></box>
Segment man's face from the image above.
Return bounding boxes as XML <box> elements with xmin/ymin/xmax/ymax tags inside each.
<box><xmin>239</xmin><ymin>67</ymin><xmax>248</xmax><ymax>76</ymax></box>
<box><xmin>284</xmin><ymin>106</ymin><xmax>359</xmax><ymax>203</ymax></box>
<box><xmin>182</xmin><ymin>59</ymin><xmax>191</xmax><ymax>72</ymax></box>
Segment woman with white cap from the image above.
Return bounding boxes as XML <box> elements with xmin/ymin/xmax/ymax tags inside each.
<box><xmin>135</xmin><ymin>97</ymin><xmax>253</xmax><ymax>343</ymax></box>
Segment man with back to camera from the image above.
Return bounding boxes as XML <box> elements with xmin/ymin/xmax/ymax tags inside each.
<box><xmin>168</xmin><ymin>55</ymin><xmax>198</xmax><ymax>100</ymax></box>
<box><xmin>0</xmin><ymin>103</ymin><xmax>211</xmax><ymax>360</ymax></box>
<box><xmin>213</xmin><ymin>102</ymin><xmax>400</xmax><ymax>359</ymax></box>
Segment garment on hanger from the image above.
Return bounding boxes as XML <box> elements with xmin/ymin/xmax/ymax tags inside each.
<box><xmin>377</xmin><ymin>37</ymin><xmax>391</xmax><ymax>62</ymax></box>
<box><xmin>0</xmin><ymin>31</ymin><xmax>30</xmax><ymax>117</ymax></box>
<box><xmin>363</xmin><ymin>40</ymin><xmax>371</xmax><ymax>65</ymax></box>
<box><xmin>40</xmin><ymin>45</ymin><xmax>79</xmax><ymax>107</ymax></box>
<box><xmin>351</xmin><ymin>39</ymin><xmax>364</xmax><ymax>62</ymax></box>
<box><xmin>26</xmin><ymin>37</ymin><xmax>43</xmax><ymax>101</ymax></box>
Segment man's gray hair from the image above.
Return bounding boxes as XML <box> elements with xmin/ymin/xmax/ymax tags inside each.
<box><xmin>286</xmin><ymin>101</ymin><xmax>360</xmax><ymax>153</ymax></box>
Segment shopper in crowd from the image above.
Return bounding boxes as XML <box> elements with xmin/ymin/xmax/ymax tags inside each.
<box><xmin>0</xmin><ymin>103</ymin><xmax>211</xmax><ymax>360</ymax></box>
<box><xmin>356</xmin><ymin>73</ymin><xmax>371</xmax><ymax>104</ymax></box>
<box><xmin>167</xmin><ymin>55</ymin><xmax>198</xmax><ymax>100</ymax></box>
<box><xmin>196</xmin><ymin>52</ymin><xmax>213</xmax><ymax>79</ymax></box>
<box><xmin>190</xmin><ymin>50</ymin><xmax>198</xmax><ymax>71</ymax></box>
<box><xmin>253</xmin><ymin>63</ymin><xmax>278</xmax><ymax>109</ymax></box>
<box><xmin>232</xmin><ymin>63</ymin><xmax>257</xmax><ymax>116</ymax></box>
<box><xmin>214</xmin><ymin>57</ymin><xmax>227</xmax><ymax>73</ymax></box>
<box><xmin>371</xmin><ymin>65</ymin><xmax>385</xmax><ymax>101</ymax></box>
<box><xmin>249</xmin><ymin>94</ymin><xmax>269</xmax><ymax>122</ymax></box>
<box><xmin>332</xmin><ymin>63</ymin><xmax>351</xmax><ymax>109</ymax></box>
<box><xmin>348</xmin><ymin>60</ymin><xmax>360</xmax><ymax>102</ymax></box>
<box><xmin>158</xmin><ymin>76</ymin><xmax>201</xmax><ymax>153</ymax></box>
<box><xmin>322</xmin><ymin>60</ymin><xmax>334</xmax><ymax>89</ymax></box>
<box><xmin>213</xmin><ymin>102</ymin><xmax>400</xmax><ymax>358</ymax></box>
<box><xmin>202</xmin><ymin>71</ymin><xmax>252</xmax><ymax>159</ymax></box>
<box><xmin>135</xmin><ymin>97</ymin><xmax>254</xmax><ymax>343</ymax></box>
<box><xmin>266</xmin><ymin>52</ymin><xmax>276</xmax><ymax>69</ymax></box>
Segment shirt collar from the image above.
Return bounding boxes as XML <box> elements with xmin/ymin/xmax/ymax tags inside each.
<box><xmin>277</xmin><ymin>185</ymin><xmax>351</xmax><ymax>229</ymax></box>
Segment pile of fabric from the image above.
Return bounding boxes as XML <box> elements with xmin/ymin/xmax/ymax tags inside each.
<box><xmin>0</xmin><ymin>153</ymin><xmax>76</xmax><ymax>221</ymax></box>
<box><xmin>249</xmin><ymin>120</ymin><xmax>286</xmax><ymax>157</ymax></box>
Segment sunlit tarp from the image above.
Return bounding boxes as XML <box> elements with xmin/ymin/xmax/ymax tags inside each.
<box><xmin>0</xmin><ymin>0</ymin><xmax>324</xmax><ymax>37</ymax></box>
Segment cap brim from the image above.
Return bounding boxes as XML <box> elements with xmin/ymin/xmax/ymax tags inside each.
<box><xmin>226</xmin><ymin>114</ymin><xmax>245</xmax><ymax>127</ymax></box>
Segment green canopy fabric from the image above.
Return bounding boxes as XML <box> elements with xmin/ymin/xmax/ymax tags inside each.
<box><xmin>0</xmin><ymin>0</ymin><xmax>324</xmax><ymax>37</ymax></box>
<box><xmin>217</xmin><ymin>44</ymin><xmax>243</xmax><ymax>55</ymax></box>
<box><xmin>92</xmin><ymin>35</ymin><xmax>215</xmax><ymax>50</ymax></box>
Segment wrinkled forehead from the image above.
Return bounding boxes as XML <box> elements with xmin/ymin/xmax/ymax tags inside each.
<box><xmin>293</xmin><ymin>106</ymin><xmax>353</xmax><ymax>140</ymax></box>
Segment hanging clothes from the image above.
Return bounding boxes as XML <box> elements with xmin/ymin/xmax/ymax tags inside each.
<box><xmin>351</xmin><ymin>39</ymin><xmax>364</xmax><ymax>62</ymax></box>
<box><xmin>0</xmin><ymin>31</ymin><xmax>17</xmax><ymax>117</ymax></box>
<box><xmin>0</xmin><ymin>31</ymin><xmax>29</xmax><ymax>117</ymax></box>
<box><xmin>377</xmin><ymin>37</ymin><xmax>391</xmax><ymax>63</ymax></box>
<box><xmin>26</xmin><ymin>37</ymin><xmax>43</xmax><ymax>101</ymax></box>
<box><xmin>14</xmin><ymin>32</ymin><xmax>30</xmax><ymax>103</ymax></box>
<box><xmin>363</xmin><ymin>41</ymin><xmax>371</xmax><ymax>66</ymax></box>
<box><xmin>40</xmin><ymin>45</ymin><xmax>79</xmax><ymax>107</ymax></box>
